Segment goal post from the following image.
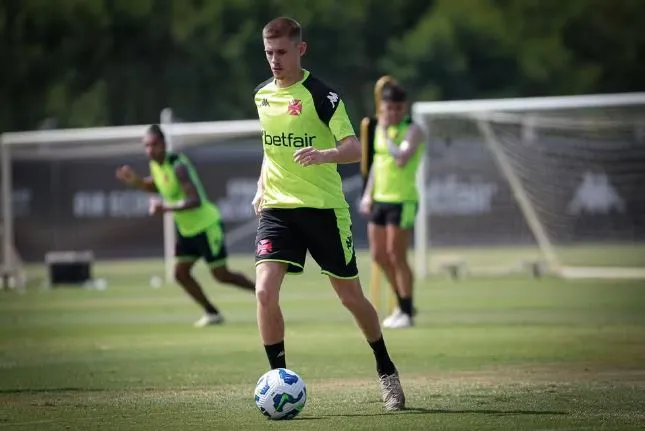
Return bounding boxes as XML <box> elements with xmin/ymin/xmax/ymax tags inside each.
<box><xmin>160</xmin><ymin>108</ymin><xmax>176</xmax><ymax>284</ymax></box>
<box><xmin>0</xmin><ymin>134</ymin><xmax>19</xmax><ymax>288</ymax></box>
<box><xmin>0</xmin><ymin>113</ymin><xmax>261</xmax><ymax>284</ymax></box>
<box><xmin>411</xmin><ymin>92</ymin><xmax>645</xmax><ymax>280</ymax></box>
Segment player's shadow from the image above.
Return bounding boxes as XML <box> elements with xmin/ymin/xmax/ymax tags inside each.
<box><xmin>0</xmin><ymin>387</ymin><xmax>107</xmax><ymax>395</ymax></box>
<box><xmin>293</xmin><ymin>416</ymin><xmax>328</xmax><ymax>421</ymax></box>
<box><xmin>324</xmin><ymin>407</ymin><xmax>569</xmax><ymax>418</ymax></box>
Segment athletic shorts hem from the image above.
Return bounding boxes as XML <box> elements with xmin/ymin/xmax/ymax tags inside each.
<box><xmin>176</xmin><ymin>255</ymin><xmax>199</xmax><ymax>263</ymax></box>
<box><xmin>370</xmin><ymin>201</ymin><xmax>417</xmax><ymax>229</ymax></box>
<box><xmin>175</xmin><ymin>221</ymin><xmax>228</xmax><ymax>264</ymax></box>
<box><xmin>255</xmin><ymin>259</ymin><xmax>304</xmax><ymax>274</ymax></box>
<box><xmin>320</xmin><ymin>270</ymin><xmax>359</xmax><ymax>280</ymax></box>
<box><xmin>207</xmin><ymin>258</ymin><xmax>227</xmax><ymax>268</ymax></box>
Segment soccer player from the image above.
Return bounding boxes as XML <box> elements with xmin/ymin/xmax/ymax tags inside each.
<box><xmin>359</xmin><ymin>83</ymin><xmax>425</xmax><ymax>329</ymax></box>
<box><xmin>251</xmin><ymin>17</ymin><xmax>405</xmax><ymax>411</ymax></box>
<box><xmin>116</xmin><ymin>124</ymin><xmax>255</xmax><ymax>327</ymax></box>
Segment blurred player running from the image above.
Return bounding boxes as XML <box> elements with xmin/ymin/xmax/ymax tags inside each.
<box><xmin>116</xmin><ymin>125</ymin><xmax>255</xmax><ymax>327</ymax></box>
<box><xmin>251</xmin><ymin>17</ymin><xmax>405</xmax><ymax>411</ymax></box>
<box><xmin>360</xmin><ymin>83</ymin><xmax>425</xmax><ymax>329</ymax></box>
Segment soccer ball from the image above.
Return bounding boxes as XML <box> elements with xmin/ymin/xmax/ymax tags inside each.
<box><xmin>254</xmin><ymin>368</ymin><xmax>307</xmax><ymax>420</ymax></box>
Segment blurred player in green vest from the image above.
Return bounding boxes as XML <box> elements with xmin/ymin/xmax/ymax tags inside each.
<box><xmin>360</xmin><ymin>83</ymin><xmax>425</xmax><ymax>329</ymax></box>
<box><xmin>116</xmin><ymin>125</ymin><xmax>255</xmax><ymax>327</ymax></box>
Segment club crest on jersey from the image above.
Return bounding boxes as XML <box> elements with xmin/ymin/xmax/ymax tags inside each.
<box><xmin>287</xmin><ymin>99</ymin><xmax>303</xmax><ymax>116</ymax></box>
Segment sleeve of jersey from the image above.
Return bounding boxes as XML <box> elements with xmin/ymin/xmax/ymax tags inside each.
<box><xmin>171</xmin><ymin>154</ymin><xmax>192</xmax><ymax>176</ymax></box>
<box><xmin>328</xmin><ymin>100</ymin><xmax>355</xmax><ymax>141</ymax></box>
<box><xmin>168</xmin><ymin>153</ymin><xmax>181</xmax><ymax>167</ymax></box>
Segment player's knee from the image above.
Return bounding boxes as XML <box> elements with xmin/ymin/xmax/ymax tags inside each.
<box><xmin>174</xmin><ymin>267</ymin><xmax>191</xmax><ymax>284</ymax></box>
<box><xmin>255</xmin><ymin>262</ymin><xmax>286</xmax><ymax>307</ymax></box>
<box><xmin>372</xmin><ymin>248</ymin><xmax>389</xmax><ymax>267</ymax></box>
<box><xmin>339</xmin><ymin>291</ymin><xmax>362</xmax><ymax>310</ymax></box>
<box><xmin>255</xmin><ymin>284</ymin><xmax>278</xmax><ymax>308</ymax></box>
<box><xmin>336</xmin><ymin>284</ymin><xmax>364</xmax><ymax>310</ymax></box>
<box><xmin>211</xmin><ymin>267</ymin><xmax>233</xmax><ymax>284</ymax></box>
<box><xmin>386</xmin><ymin>248</ymin><xmax>405</xmax><ymax>266</ymax></box>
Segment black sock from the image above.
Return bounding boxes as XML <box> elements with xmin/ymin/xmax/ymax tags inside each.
<box><xmin>399</xmin><ymin>297</ymin><xmax>413</xmax><ymax>317</ymax></box>
<box><xmin>368</xmin><ymin>336</ymin><xmax>396</xmax><ymax>377</ymax></box>
<box><xmin>204</xmin><ymin>304</ymin><xmax>219</xmax><ymax>314</ymax></box>
<box><xmin>264</xmin><ymin>341</ymin><xmax>286</xmax><ymax>369</ymax></box>
<box><xmin>395</xmin><ymin>291</ymin><xmax>403</xmax><ymax>309</ymax></box>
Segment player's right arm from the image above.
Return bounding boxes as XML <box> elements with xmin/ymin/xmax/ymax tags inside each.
<box><xmin>382</xmin><ymin>123</ymin><xmax>424</xmax><ymax>167</ymax></box>
<box><xmin>115</xmin><ymin>165</ymin><xmax>157</xmax><ymax>193</ymax></box>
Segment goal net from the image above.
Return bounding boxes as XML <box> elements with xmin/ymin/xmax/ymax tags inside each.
<box><xmin>0</xmin><ymin>110</ymin><xmax>262</xmax><ymax>286</ymax></box>
<box><xmin>411</xmin><ymin>93</ymin><xmax>645</xmax><ymax>280</ymax></box>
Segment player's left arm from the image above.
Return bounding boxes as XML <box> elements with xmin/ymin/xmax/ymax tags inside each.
<box><xmin>323</xmin><ymin>100</ymin><xmax>361</xmax><ymax>164</ymax></box>
<box><xmin>294</xmin><ymin>98</ymin><xmax>361</xmax><ymax>166</ymax></box>
<box><xmin>387</xmin><ymin>123</ymin><xmax>425</xmax><ymax>167</ymax></box>
<box><xmin>162</xmin><ymin>163</ymin><xmax>202</xmax><ymax>212</ymax></box>
<box><xmin>322</xmin><ymin>135</ymin><xmax>361</xmax><ymax>164</ymax></box>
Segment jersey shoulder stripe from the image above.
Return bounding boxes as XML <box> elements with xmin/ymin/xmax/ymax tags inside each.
<box><xmin>302</xmin><ymin>74</ymin><xmax>341</xmax><ymax>127</ymax></box>
<box><xmin>167</xmin><ymin>152</ymin><xmax>180</xmax><ymax>165</ymax></box>
<box><xmin>168</xmin><ymin>153</ymin><xmax>194</xmax><ymax>172</ymax></box>
<box><xmin>253</xmin><ymin>77</ymin><xmax>274</xmax><ymax>96</ymax></box>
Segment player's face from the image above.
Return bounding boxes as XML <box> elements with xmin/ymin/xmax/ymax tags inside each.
<box><xmin>380</xmin><ymin>100</ymin><xmax>407</xmax><ymax>126</ymax></box>
<box><xmin>263</xmin><ymin>36</ymin><xmax>306</xmax><ymax>79</ymax></box>
<box><xmin>143</xmin><ymin>133</ymin><xmax>164</xmax><ymax>161</ymax></box>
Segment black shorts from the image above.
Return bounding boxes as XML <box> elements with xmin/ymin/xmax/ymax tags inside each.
<box><xmin>255</xmin><ymin>208</ymin><xmax>358</xmax><ymax>278</ymax></box>
<box><xmin>175</xmin><ymin>222</ymin><xmax>228</xmax><ymax>268</ymax></box>
<box><xmin>370</xmin><ymin>201</ymin><xmax>418</xmax><ymax>229</ymax></box>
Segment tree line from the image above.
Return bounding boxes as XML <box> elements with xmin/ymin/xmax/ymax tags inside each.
<box><xmin>1</xmin><ymin>0</ymin><xmax>643</xmax><ymax>132</ymax></box>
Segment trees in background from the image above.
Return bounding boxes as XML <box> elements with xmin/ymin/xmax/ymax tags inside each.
<box><xmin>1</xmin><ymin>0</ymin><xmax>643</xmax><ymax>131</ymax></box>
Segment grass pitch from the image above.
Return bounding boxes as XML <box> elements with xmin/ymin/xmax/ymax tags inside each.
<box><xmin>1</xmin><ymin>252</ymin><xmax>644</xmax><ymax>430</ymax></box>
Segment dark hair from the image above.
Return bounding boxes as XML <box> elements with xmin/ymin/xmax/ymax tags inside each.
<box><xmin>262</xmin><ymin>17</ymin><xmax>302</xmax><ymax>42</ymax></box>
<box><xmin>146</xmin><ymin>124</ymin><xmax>165</xmax><ymax>143</ymax></box>
<box><xmin>381</xmin><ymin>84</ymin><xmax>407</xmax><ymax>102</ymax></box>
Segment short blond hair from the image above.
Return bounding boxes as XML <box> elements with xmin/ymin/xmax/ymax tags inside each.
<box><xmin>262</xmin><ymin>17</ymin><xmax>302</xmax><ymax>42</ymax></box>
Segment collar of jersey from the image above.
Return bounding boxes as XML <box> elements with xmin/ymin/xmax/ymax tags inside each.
<box><xmin>272</xmin><ymin>69</ymin><xmax>310</xmax><ymax>90</ymax></box>
<box><xmin>151</xmin><ymin>152</ymin><xmax>172</xmax><ymax>167</ymax></box>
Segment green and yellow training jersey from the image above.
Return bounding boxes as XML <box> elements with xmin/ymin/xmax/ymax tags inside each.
<box><xmin>253</xmin><ymin>69</ymin><xmax>355</xmax><ymax>209</ymax></box>
<box><xmin>372</xmin><ymin>119</ymin><xmax>423</xmax><ymax>203</ymax></box>
<box><xmin>149</xmin><ymin>152</ymin><xmax>221</xmax><ymax>236</ymax></box>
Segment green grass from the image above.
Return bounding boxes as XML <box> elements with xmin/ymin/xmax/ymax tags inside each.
<box><xmin>1</xmin><ymin>252</ymin><xmax>644</xmax><ymax>430</ymax></box>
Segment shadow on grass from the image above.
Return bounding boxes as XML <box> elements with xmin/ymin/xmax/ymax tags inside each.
<box><xmin>324</xmin><ymin>406</ymin><xmax>569</xmax><ymax>418</ymax></box>
<box><xmin>0</xmin><ymin>388</ymin><xmax>107</xmax><ymax>395</ymax></box>
<box><xmin>293</xmin><ymin>416</ymin><xmax>328</xmax><ymax>421</ymax></box>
